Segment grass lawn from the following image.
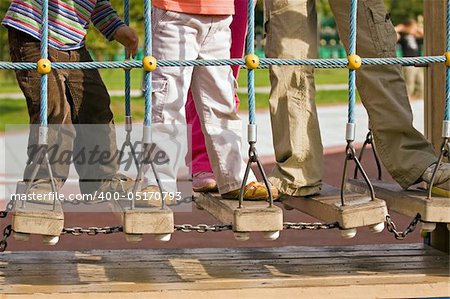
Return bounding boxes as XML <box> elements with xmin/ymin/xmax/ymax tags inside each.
<box><xmin>237</xmin><ymin>68</ymin><xmax>348</xmax><ymax>87</ymax></box>
<box><xmin>237</xmin><ymin>89</ymin><xmax>357</xmax><ymax>111</ymax></box>
<box><xmin>0</xmin><ymin>68</ymin><xmax>353</xmax><ymax>132</ymax></box>
<box><xmin>0</xmin><ymin>96</ymin><xmax>145</xmax><ymax>132</ymax></box>
<box><xmin>0</xmin><ymin>69</ymin><xmax>146</xmax><ymax>94</ymax></box>
<box><xmin>0</xmin><ymin>90</ymin><xmax>360</xmax><ymax>132</ymax></box>
<box><xmin>0</xmin><ymin>99</ymin><xmax>28</xmax><ymax>131</ymax></box>
<box><xmin>0</xmin><ymin>71</ymin><xmax>22</xmax><ymax>93</ymax></box>
<box><xmin>0</xmin><ymin>68</ymin><xmax>349</xmax><ymax>94</ymax></box>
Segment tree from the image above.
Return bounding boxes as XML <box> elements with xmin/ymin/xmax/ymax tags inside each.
<box><xmin>0</xmin><ymin>0</ymin><xmax>145</xmax><ymax>61</ymax></box>
<box><xmin>86</xmin><ymin>0</ymin><xmax>145</xmax><ymax>60</ymax></box>
<box><xmin>317</xmin><ymin>0</ymin><xmax>333</xmax><ymax>18</ymax></box>
<box><xmin>316</xmin><ymin>0</ymin><xmax>424</xmax><ymax>25</ymax></box>
<box><xmin>387</xmin><ymin>0</ymin><xmax>424</xmax><ymax>24</ymax></box>
<box><xmin>0</xmin><ymin>0</ymin><xmax>426</xmax><ymax>62</ymax></box>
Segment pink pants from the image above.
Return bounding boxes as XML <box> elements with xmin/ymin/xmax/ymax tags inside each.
<box><xmin>185</xmin><ymin>0</ymin><xmax>249</xmax><ymax>174</ymax></box>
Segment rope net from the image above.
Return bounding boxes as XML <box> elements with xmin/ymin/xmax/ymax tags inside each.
<box><xmin>0</xmin><ymin>0</ymin><xmax>449</xmax><ymax>200</ymax></box>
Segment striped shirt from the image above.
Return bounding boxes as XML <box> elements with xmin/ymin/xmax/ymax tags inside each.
<box><xmin>2</xmin><ymin>0</ymin><xmax>125</xmax><ymax>51</ymax></box>
<box><xmin>153</xmin><ymin>0</ymin><xmax>234</xmax><ymax>15</ymax></box>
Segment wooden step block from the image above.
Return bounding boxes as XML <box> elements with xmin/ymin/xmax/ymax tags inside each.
<box><xmin>194</xmin><ymin>193</ymin><xmax>283</xmax><ymax>233</ymax></box>
<box><xmin>282</xmin><ymin>184</ymin><xmax>388</xmax><ymax>230</ymax></box>
<box><xmin>348</xmin><ymin>179</ymin><xmax>450</xmax><ymax>223</ymax></box>
<box><xmin>13</xmin><ymin>200</ymin><xmax>64</xmax><ymax>237</ymax></box>
<box><xmin>110</xmin><ymin>199</ymin><xmax>174</xmax><ymax>236</ymax></box>
<box><xmin>11</xmin><ymin>181</ymin><xmax>64</xmax><ymax>244</ymax></box>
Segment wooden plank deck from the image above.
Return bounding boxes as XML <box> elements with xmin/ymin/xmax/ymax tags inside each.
<box><xmin>0</xmin><ymin>244</ymin><xmax>448</xmax><ymax>298</ymax></box>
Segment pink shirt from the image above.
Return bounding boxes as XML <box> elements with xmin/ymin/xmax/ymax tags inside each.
<box><xmin>153</xmin><ymin>0</ymin><xmax>234</xmax><ymax>15</ymax></box>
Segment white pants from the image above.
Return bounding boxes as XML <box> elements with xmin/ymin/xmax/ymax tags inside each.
<box><xmin>149</xmin><ymin>8</ymin><xmax>256</xmax><ymax>194</ymax></box>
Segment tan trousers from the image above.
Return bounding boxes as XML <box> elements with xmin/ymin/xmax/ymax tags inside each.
<box><xmin>265</xmin><ymin>0</ymin><xmax>437</xmax><ymax>195</ymax></box>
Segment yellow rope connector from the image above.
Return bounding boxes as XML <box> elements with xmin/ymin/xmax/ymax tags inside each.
<box><xmin>445</xmin><ymin>52</ymin><xmax>450</xmax><ymax>67</ymax></box>
<box><xmin>245</xmin><ymin>54</ymin><xmax>260</xmax><ymax>70</ymax></box>
<box><xmin>347</xmin><ymin>54</ymin><xmax>362</xmax><ymax>70</ymax></box>
<box><xmin>143</xmin><ymin>56</ymin><xmax>157</xmax><ymax>72</ymax></box>
<box><xmin>37</xmin><ymin>58</ymin><xmax>52</xmax><ymax>75</ymax></box>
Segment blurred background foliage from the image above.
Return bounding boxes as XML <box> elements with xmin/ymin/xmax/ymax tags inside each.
<box><xmin>0</xmin><ymin>0</ymin><xmax>424</xmax><ymax>62</ymax></box>
<box><xmin>0</xmin><ymin>0</ymin><xmax>427</xmax><ymax>128</ymax></box>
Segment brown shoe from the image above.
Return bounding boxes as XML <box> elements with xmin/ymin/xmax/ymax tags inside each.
<box><xmin>96</xmin><ymin>173</ymin><xmax>134</xmax><ymax>195</ymax></box>
<box><xmin>222</xmin><ymin>181</ymin><xmax>279</xmax><ymax>201</ymax></box>
<box><xmin>95</xmin><ymin>174</ymin><xmax>165</xmax><ymax>206</ymax></box>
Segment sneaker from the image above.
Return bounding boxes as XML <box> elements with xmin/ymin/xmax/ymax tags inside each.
<box><xmin>422</xmin><ymin>162</ymin><xmax>450</xmax><ymax>186</ymax></box>
<box><xmin>222</xmin><ymin>181</ymin><xmax>279</xmax><ymax>201</ymax></box>
<box><xmin>431</xmin><ymin>180</ymin><xmax>450</xmax><ymax>197</ymax></box>
<box><xmin>96</xmin><ymin>173</ymin><xmax>134</xmax><ymax>197</ymax></box>
<box><xmin>193</xmin><ymin>172</ymin><xmax>218</xmax><ymax>192</ymax></box>
<box><xmin>96</xmin><ymin>174</ymin><xmax>174</xmax><ymax>207</ymax></box>
<box><xmin>16</xmin><ymin>179</ymin><xmax>64</xmax><ymax>205</ymax></box>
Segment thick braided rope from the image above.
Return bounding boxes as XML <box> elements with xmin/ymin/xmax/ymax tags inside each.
<box><xmin>1</xmin><ymin>56</ymin><xmax>447</xmax><ymax>70</ymax></box>
<box><xmin>143</xmin><ymin>0</ymin><xmax>152</xmax><ymax>127</ymax></box>
<box><xmin>40</xmin><ymin>0</ymin><xmax>49</xmax><ymax>127</ymax></box>
<box><xmin>247</xmin><ymin>0</ymin><xmax>256</xmax><ymax>125</ymax></box>
<box><xmin>361</xmin><ymin>56</ymin><xmax>445</xmax><ymax>65</ymax></box>
<box><xmin>446</xmin><ymin>65</ymin><xmax>450</xmax><ymax>123</ymax></box>
<box><xmin>124</xmin><ymin>0</ymin><xmax>131</xmax><ymax>117</ymax></box>
<box><xmin>348</xmin><ymin>0</ymin><xmax>358</xmax><ymax>127</ymax></box>
<box><xmin>348</xmin><ymin>1</ymin><xmax>357</xmax><ymax>55</ymax></box>
<box><xmin>446</xmin><ymin>0</ymin><xmax>450</xmax><ymax>122</ymax></box>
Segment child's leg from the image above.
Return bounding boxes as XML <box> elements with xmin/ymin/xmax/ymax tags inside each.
<box><xmin>146</xmin><ymin>8</ymin><xmax>203</xmax><ymax>191</ymax></box>
<box><xmin>7</xmin><ymin>28</ymin><xmax>71</xmax><ymax>189</ymax></box>
<box><xmin>64</xmin><ymin>47</ymin><xmax>120</xmax><ymax>194</ymax></box>
<box><xmin>190</xmin><ymin>15</ymin><xmax>257</xmax><ymax>194</ymax></box>
<box><xmin>185</xmin><ymin>0</ymin><xmax>249</xmax><ymax>175</ymax></box>
<box><xmin>185</xmin><ymin>91</ymin><xmax>212</xmax><ymax>174</ymax></box>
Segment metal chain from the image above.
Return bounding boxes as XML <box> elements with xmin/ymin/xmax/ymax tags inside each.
<box><xmin>62</xmin><ymin>196</ymin><xmax>194</xmax><ymax>207</ymax></box>
<box><xmin>284</xmin><ymin>222</ymin><xmax>339</xmax><ymax>230</ymax></box>
<box><xmin>385</xmin><ymin>214</ymin><xmax>421</xmax><ymax>240</ymax></box>
<box><xmin>62</xmin><ymin>226</ymin><xmax>123</xmax><ymax>236</ymax></box>
<box><xmin>0</xmin><ymin>201</ymin><xmax>16</xmax><ymax>218</ymax></box>
<box><xmin>175</xmin><ymin>224</ymin><xmax>232</xmax><ymax>233</ymax></box>
<box><xmin>0</xmin><ymin>216</ymin><xmax>420</xmax><ymax>243</ymax></box>
<box><xmin>171</xmin><ymin>195</ymin><xmax>194</xmax><ymax>207</ymax></box>
<box><xmin>61</xmin><ymin>221</ymin><xmax>340</xmax><ymax>235</ymax></box>
<box><xmin>0</xmin><ymin>225</ymin><xmax>12</xmax><ymax>252</ymax></box>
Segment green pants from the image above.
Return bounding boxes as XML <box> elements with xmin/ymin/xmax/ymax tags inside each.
<box><xmin>265</xmin><ymin>0</ymin><xmax>437</xmax><ymax>196</ymax></box>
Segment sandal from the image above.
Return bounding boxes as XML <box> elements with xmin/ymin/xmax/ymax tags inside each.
<box><xmin>222</xmin><ymin>181</ymin><xmax>279</xmax><ymax>201</ymax></box>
